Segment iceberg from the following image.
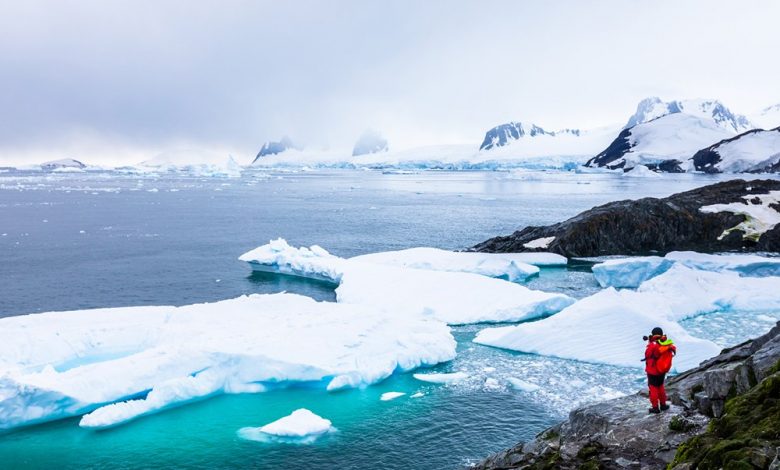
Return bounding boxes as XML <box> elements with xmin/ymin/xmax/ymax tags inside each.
<box><xmin>0</xmin><ymin>293</ymin><xmax>455</xmax><ymax>430</ymax></box>
<box><xmin>351</xmin><ymin>247</ymin><xmax>568</xmax><ymax>281</ymax></box>
<box><xmin>475</xmin><ymin>265</ymin><xmax>780</xmax><ymax>371</ymax></box>
<box><xmin>507</xmin><ymin>377</ymin><xmax>541</xmax><ymax>392</ymax></box>
<box><xmin>380</xmin><ymin>391</ymin><xmax>406</xmax><ymax>401</ymax></box>
<box><xmin>474</xmin><ymin>287</ymin><xmax>720</xmax><ymax>372</ymax></box>
<box><xmin>240</xmin><ymin>239</ymin><xmax>575</xmax><ymax>324</ymax></box>
<box><xmin>237</xmin><ymin>408</ymin><xmax>335</xmax><ymax>443</ymax></box>
<box><xmin>592</xmin><ymin>251</ymin><xmax>780</xmax><ymax>288</ymax></box>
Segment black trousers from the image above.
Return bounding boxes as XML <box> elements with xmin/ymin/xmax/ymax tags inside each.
<box><xmin>647</xmin><ymin>373</ymin><xmax>666</xmax><ymax>387</ymax></box>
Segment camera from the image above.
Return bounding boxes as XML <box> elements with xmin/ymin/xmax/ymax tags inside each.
<box><xmin>643</xmin><ymin>335</ymin><xmax>649</xmax><ymax>341</ymax></box>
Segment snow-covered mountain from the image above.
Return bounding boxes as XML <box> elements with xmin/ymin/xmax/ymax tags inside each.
<box><xmin>252</xmin><ymin>137</ymin><xmax>297</xmax><ymax>163</ymax></box>
<box><xmin>625</xmin><ymin>97</ymin><xmax>753</xmax><ymax>133</ymax></box>
<box><xmin>587</xmin><ymin>113</ymin><xmax>735</xmax><ymax>170</ymax></box>
<box><xmin>692</xmin><ymin>126</ymin><xmax>780</xmax><ymax>173</ymax></box>
<box><xmin>751</xmin><ymin>104</ymin><xmax>780</xmax><ymax>130</ymax></box>
<box><xmin>40</xmin><ymin>158</ymin><xmax>86</xmax><ymax>170</ymax></box>
<box><xmin>479</xmin><ymin>122</ymin><xmax>581</xmax><ymax>151</ymax></box>
<box><xmin>352</xmin><ymin>130</ymin><xmax>388</xmax><ymax>156</ymax></box>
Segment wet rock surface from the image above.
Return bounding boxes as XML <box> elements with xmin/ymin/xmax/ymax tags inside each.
<box><xmin>472</xmin><ymin>323</ymin><xmax>780</xmax><ymax>470</ymax></box>
<box><xmin>473</xmin><ymin>179</ymin><xmax>780</xmax><ymax>257</ymax></box>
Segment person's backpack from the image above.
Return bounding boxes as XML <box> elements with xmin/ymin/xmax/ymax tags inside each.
<box><xmin>656</xmin><ymin>338</ymin><xmax>676</xmax><ymax>374</ymax></box>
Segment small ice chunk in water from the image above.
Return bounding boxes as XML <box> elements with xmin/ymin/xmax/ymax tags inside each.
<box><xmin>507</xmin><ymin>377</ymin><xmax>541</xmax><ymax>392</ymax></box>
<box><xmin>237</xmin><ymin>409</ymin><xmax>334</xmax><ymax>443</ymax></box>
<box><xmin>380</xmin><ymin>392</ymin><xmax>406</xmax><ymax>401</ymax></box>
<box><xmin>483</xmin><ymin>378</ymin><xmax>501</xmax><ymax>389</ymax></box>
<box><xmin>410</xmin><ymin>392</ymin><xmax>424</xmax><ymax>398</ymax></box>
<box><xmin>413</xmin><ymin>372</ymin><xmax>469</xmax><ymax>384</ymax></box>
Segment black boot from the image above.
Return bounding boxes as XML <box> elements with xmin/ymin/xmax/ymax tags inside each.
<box><xmin>660</xmin><ymin>404</ymin><xmax>670</xmax><ymax>411</ymax></box>
<box><xmin>648</xmin><ymin>407</ymin><xmax>660</xmax><ymax>414</ymax></box>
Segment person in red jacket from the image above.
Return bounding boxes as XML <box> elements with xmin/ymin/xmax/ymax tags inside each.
<box><xmin>644</xmin><ymin>326</ymin><xmax>676</xmax><ymax>414</ymax></box>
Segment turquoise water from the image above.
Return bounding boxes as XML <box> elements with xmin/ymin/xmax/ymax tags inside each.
<box><xmin>1</xmin><ymin>169</ymin><xmax>777</xmax><ymax>469</ymax></box>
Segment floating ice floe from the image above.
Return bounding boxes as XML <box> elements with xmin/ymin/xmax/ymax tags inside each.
<box><xmin>700</xmin><ymin>190</ymin><xmax>780</xmax><ymax>241</ymax></box>
<box><xmin>412</xmin><ymin>372</ymin><xmax>469</xmax><ymax>384</ymax></box>
<box><xmin>507</xmin><ymin>377</ymin><xmax>541</xmax><ymax>392</ymax></box>
<box><xmin>380</xmin><ymin>392</ymin><xmax>406</xmax><ymax>401</ymax></box>
<box><xmin>237</xmin><ymin>408</ymin><xmax>335</xmax><ymax>443</ymax></box>
<box><xmin>592</xmin><ymin>251</ymin><xmax>780</xmax><ymax>288</ymax></box>
<box><xmin>0</xmin><ymin>293</ymin><xmax>455</xmax><ymax>430</ymax></box>
<box><xmin>352</xmin><ymin>247</ymin><xmax>566</xmax><ymax>281</ymax></box>
<box><xmin>476</xmin><ymin>265</ymin><xmax>780</xmax><ymax>371</ymax></box>
<box><xmin>240</xmin><ymin>239</ymin><xmax>574</xmax><ymax>324</ymax></box>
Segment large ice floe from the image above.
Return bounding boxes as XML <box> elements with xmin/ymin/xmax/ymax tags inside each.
<box><xmin>352</xmin><ymin>247</ymin><xmax>566</xmax><ymax>282</ymax></box>
<box><xmin>237</xmin><ymin>408</ymin><xmax>335</xmax><ymax>444</ymax></box>
<box><xmin>592</xmin><ymin>251</ymin><xmax>780</xmax><ymax>288</ymax></box>
<box><xmin>239</xmin><ymin>239</ymin><xmax>574</xmax><ymax>324</ymax></box>
<box><xmin>0</xmin><ymin>294</ymin><xmax>455</xmax><ymax>430</ymax></box>
<box><xmin>475</xmin><ymin>264</ymin><xmax>780</xmax><ymax>372</ymax></box>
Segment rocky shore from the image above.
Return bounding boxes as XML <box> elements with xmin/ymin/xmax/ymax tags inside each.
<box><xmin>473</xmin><ymin>179</ymin><xmax>780</xmax><ymax>257</ymax></box>
<box><xmin>472</xmin><ymin>322</ymin><xmax>780</xmax><ymax>470</ymax></box>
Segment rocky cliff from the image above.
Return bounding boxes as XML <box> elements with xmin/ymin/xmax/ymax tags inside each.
<box><xmin>473</xmin><ymin>179</ymin><xmax>780</xmax><ymax>257</ymax></box>
<box><xmin>473</xmin><ymin>322</ymin><xmax>780</xmax><ymax>470</ymax></box>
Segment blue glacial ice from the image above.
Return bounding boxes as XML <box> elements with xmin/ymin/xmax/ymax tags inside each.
<box><xmin>592</xmin><ymin>251</ymin><xmax>780</xmax><ymax>288</ymax></box>
<box><xmin>0</xmin><ymin>294</ymin><xmax>455</xmax><ymax>430</ymax></box>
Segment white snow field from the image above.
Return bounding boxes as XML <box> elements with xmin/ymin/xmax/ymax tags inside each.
<box><xmin>0</xmin><ymin>294</ymin><xmax>455</xmax><ymax>430</ymax></box>
<box><xmin>475</xmin><ymin>265</ymin><xmax>780</xmax><ymax>372</ymax></box>
<box><xmin>701</xmin><ymin>190</ymin><xmax>780</xmax><ymax>242</ymax></box>
<box><xmin>703</xmin><ymin>128</ymin><xmax>780</xmax><ymax>173</ymax></box>
<box><xmin>239</xmin><ymin>239</ymin><xmax>575</xmax><ymax>324</ymax></box>
<box><xmin>237</xmin><ymin>408</ymin><xmax>335</xmax><ymax>443</ymax></box>
<box><xmin>592</xmin><ymin>251</ymin><xmax>780</xmax><ymax>288</ymax></box>
<box><xmin>352</xmin><ymin>247</ymin><xmax>566</xmax><ymax>281</ymax></box>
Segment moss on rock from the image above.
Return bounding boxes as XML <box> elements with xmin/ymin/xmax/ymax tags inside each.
<box><xmin>671</xmin><ymin>361</ymin><xmax>780</xmax><ymax>469</ymax></box>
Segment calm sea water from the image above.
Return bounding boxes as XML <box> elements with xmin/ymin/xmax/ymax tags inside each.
<box><xmin>1</xmin><ymin>169</ymin><xmax>776</xmax><ymax>469</ymax></box>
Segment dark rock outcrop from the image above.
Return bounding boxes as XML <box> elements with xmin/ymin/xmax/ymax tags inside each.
<box><xmin>479</xmin><ymin>122</ymin><xmax>580</xmax><ymax>151</ymax></box>
<box><xmin>473</xmin><ymin>322</ymin><xmax>780</xmax><ymax>470</ymax></box>
<box><xmin>585</xmin><ymin>127</ymin><xmax>633</xmax><ymax>169</ymax></box>
<box><xmin>473</xmin><ymin>179</ymin><xmax>780</xmax><ymax>257</ymax></box>
<box><xmin>480</xmin><ymin>123</ymin><xmax>551</xmax><ymax>151</ymax></box>
<box><xmin>693</xmin><ymin>126</ymin><xmax>780</xmax><ymax>174</ymax></box>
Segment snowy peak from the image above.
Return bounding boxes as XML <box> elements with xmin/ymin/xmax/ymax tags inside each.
<box><xmin>479</xmin><ymin>122</ymin><xmax>581</xmax><ymax>151</ymax></box>
<box><xmin>40</xmin><ymin>158</ymin><xmax>86</xmax><ymax>170</ymax></box>
<box><xmin>752</xmin><ymin>103</ymin><xmax>780</xmax><ymax>129</ymax></box>
<box><xmin>625</xmin><ymin>97</ymin><xmax>753</xmax><ymax>133</ymax></box>
<box><xmin>253</xmin><ymin>136</ymin><xmax>297</xmax><ymax>163</ymax></box>
<box><xmin>352</xmin><ymin>130</ymin><xmax>388</xmax><ymax>156</ymax></box>
<box><xmin>682</xmin><ymin>99</ymin><xmax>753</xmax><ymax>133</ymax></box>
<box><xmin>624</xmin><ymin>97</ymin><xmax>680</xmax><ymax>129</ymax></box>
<box><xmin>588</xmin><ymin>113</ymin><xmax>734</xmax><ymax>170</ymax></box>
<box><xmin>692</xmin><ymin>126</ymin><xmax>780</xmax><ymax>173</ymax></box>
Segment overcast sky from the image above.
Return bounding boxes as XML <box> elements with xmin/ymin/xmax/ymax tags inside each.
<box><xmin>1</xmin><ymin>0</ymin><xmax>779</xmax><ymax>165</ymax></box>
